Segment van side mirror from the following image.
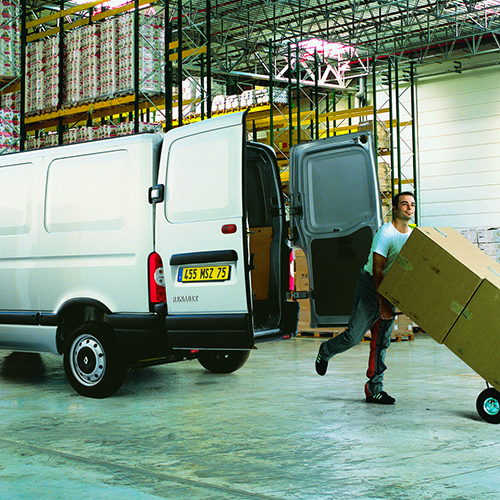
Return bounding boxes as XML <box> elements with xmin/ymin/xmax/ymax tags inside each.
<box><xmin>148</xmin><ymin>184</ymin><xmax>165</xmax><ymax>204</ymax></box>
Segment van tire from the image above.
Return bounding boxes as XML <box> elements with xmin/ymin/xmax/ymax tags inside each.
<box><xmin>63</xmin><ymin>322</ymin><xmax>127</xmax><ymax>398</ymax></box>
<box><xmin>197</xmin><ymin>350</ymin><xmax>250</xmax><ymax>374</ymax></box>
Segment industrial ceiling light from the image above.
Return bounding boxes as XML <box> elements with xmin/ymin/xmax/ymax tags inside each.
<box><xmin>70</xmin><ymin>0</ymin><xmax>134</xmax><ymax>9</ymax></box>
<box><xmin>291</xmin><ymin>38</ymin><xmax>358</xmax><ymax>63</ymax></box>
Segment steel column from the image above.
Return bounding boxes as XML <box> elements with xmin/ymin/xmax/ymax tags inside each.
<box><xmin>20</xmin><ymin>0</ymin><xmax>26</xmax><ymax>151</ymax></box>
<box><xmin>164</xmin><ymin>2</ymin><xmax>173</xmax><ymax>131</ymax></box>
<box><xmin>395</xmin><ymin>58</ymin><xmax>402</xmax><ymax>193</ymax></box>
<box><xmin>133</xmin><ymin>0</ymin><xmax>140</xmax><ymax>133</ymax></box>
<box><xmin>410</xmin><ymin>61</ymin><xmax>418</xmax><ymax>224</ymax></box>
<box><xmin>177</xmin><ymin>0</ymin><xmax>183</xmax><ymax>126</ymax></box>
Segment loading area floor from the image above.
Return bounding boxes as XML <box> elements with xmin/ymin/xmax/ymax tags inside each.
<box><xmin>0</xmin><ymin>333</ymin><xmax>498</xmax><ymax>500</ymax></box>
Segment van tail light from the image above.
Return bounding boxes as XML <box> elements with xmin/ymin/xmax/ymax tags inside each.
<box><xmin>148</xmin><ymin>252</ymin><xmax>166</xmax><ymax>304</ymax></box>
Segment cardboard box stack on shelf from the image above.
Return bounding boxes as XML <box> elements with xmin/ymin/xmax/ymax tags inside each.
<box><xmin>460</xmin><ymin>227</ymin><xmax>500</xmax><ymax>264</ymax></box>
<box><xmin>0</xmin><ymin>0</ymin><xmax>20</xmax><ymax>79</ymax></box>
<box><xmin>379</xmin><ymin>227</ymin><xmax>500</xmax><ymax>391</ymax></box>
<box><xmin>358</xmin><ymin>119</ymin><xmax>390</xmax><ymax>150</ymax></box>
<box><xmin>0</xmin><ymin>95</ymin><xmax>20</xmax><ymax>152</ymax></box>
<box><xmin>378</xmin><ymin>160</ymin><xmax>391</xmax><ymax>194</ymax></box>
<box><xmin>117</xmin><ymin>12</ymin><xmax>164</xmax><ymax>95</ymax></box>
<box><xmin>43</xmin><ymin>37</ymin><xmax>60</xmax><ymax>109</ymax></box>
<box><xmin>0</xmin><ymin>1</ymin><xmax>21</xmax><ymax>153</ymax></box>
<box><xmin>391</xmin><ymin>314</ymin><xmax>415</xmax><ymax>341</ymax></box>
<box><xmin>80</xmin><ymin>25</ymin><xmax>100</xmax><ymax>101</ymax></box>
<box><xmin>100</xmin><ymin>18</ymin><xmax>118</xmax><ymax>96</ymax></box>
<box><xmin>64</xmin><ymin>29</ymin><xmax>82</xmax><ymax>104</ymax></box>
<box><xmin>293</xmin><ymin>248</ymin><xmax>311</xmax><ymax>332</ymax></box>
<box><xmin>26</xmin><ymin>42</ymin><xmax>45</xmax><ymax>112</ymax></box>
<box><xmin>24</xmin><ymin>11</ymin><xmax>165</xmax><ymax>114</ymax></box>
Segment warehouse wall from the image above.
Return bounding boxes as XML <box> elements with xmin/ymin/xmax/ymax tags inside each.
<box><xmin>416</xmin><ymin>66</ymin><xmax>500</xmax><ymax>230</ymax></box>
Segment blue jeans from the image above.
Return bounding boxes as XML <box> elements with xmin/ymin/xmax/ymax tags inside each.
<box><xmin>319</xmin><ymin>269</ymin><xmax>395</xmax><ymax>395</ymax></box>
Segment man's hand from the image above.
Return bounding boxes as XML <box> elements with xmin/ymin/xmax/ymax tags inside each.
<box><xmin>379</xmin><ymin>300</ymin><xmax>394</xmax><ymax>320</ymax></box>
<box><xmin>373</xmin><ymin>252</ymin><xmax>394</xmax><ymax>320</ymax></box>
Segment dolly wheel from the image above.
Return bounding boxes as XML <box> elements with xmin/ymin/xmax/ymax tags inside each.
<box><xmin>476</xmin><ymin>388</ymin><xmax>500</xmax><ymax>424</ymax></box>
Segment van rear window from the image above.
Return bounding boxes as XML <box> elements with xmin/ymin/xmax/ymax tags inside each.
<box><xmin>165</xmin><ymin>127</ymin><xmax>241</xmax><ymax>223</ymax></box>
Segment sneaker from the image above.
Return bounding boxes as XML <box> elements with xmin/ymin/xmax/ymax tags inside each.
<box><xmin>366</xmin><ymin>391</ymin><xmax>396</xmax><ymax>405</ymax></box>
<box><xmin>315</xmin><ymin>352</ymin><xmax>328</xmax><ymax>376</ymax></box>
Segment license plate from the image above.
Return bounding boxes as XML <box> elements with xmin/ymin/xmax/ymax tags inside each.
<box><xmin>177</xmin><ymin>265</ymin><xmax>231</xmax><ymax>283</ymax></box>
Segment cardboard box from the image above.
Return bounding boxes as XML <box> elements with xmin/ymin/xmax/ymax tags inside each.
<box><xmin>293</xmin><ymin>249</ymin><xmax>309</xmax><ymax>292</ymax></box>
<box><xmin>444</xmin><ymin>278</ymin><xmax>500</xmax><ymax>391</ymax></box>
<box><xmin>392</xmin><ymin>314</ymin><xmax>414</xmax><ymax>333</ymax></box>
<box><xmin>379</xmin><ymin>227</ymin><xmax>500</xmax><ymax>343</ymax></box>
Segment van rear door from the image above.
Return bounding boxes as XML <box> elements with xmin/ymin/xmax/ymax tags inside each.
<box><xmin>155</xmin><ymin>112</ymin><xmax>253</xmax><ymax>350</ymax></box>
<box><xmin>289</xmin><ymin>131</ymin><xmax>382</xmax><ymax>327</ymax></box>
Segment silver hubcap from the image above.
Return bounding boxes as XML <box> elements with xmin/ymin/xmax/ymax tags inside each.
<box><xmin>483</xmin><ymin>397</ymin><xmax>500</xmax><ymax>416</ymax></box>
<box><xmin>71</xmin><ymin>334</ymin><xmax>106</xmax><ymax>387</ymax></box>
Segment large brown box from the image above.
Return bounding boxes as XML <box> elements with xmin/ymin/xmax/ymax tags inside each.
<box><xmin>379</xmin><ymin>227</ymin><xmax>500</xmax><ymax>343</ymax></box>
<box><xmin>444</xmin><ymin>278</ymin><xmax>500</xmax><ymax>391</ymax></box>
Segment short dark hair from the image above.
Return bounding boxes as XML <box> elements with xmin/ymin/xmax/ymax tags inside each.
<box><xmin>392</xmin><ymin>191</ymin><xmax>415</xmax><ymax>209</ymax></box>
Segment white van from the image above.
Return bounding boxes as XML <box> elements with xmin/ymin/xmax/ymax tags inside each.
<box><xmin>0</xmin><ymin>111</ymin><xmax>381</xmax><ymax>397</ymax></box>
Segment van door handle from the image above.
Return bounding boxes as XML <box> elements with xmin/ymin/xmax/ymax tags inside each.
<box><xmin>249</xmin><ymin>253</ymin><xmax>255</xmax><ymax>271</ymax></box>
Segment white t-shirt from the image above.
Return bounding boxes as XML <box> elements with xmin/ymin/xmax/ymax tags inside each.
<box><xmin>364</xmin><ymin>222</ymin><xmax>412</xmax><ymax>276</ymax></box>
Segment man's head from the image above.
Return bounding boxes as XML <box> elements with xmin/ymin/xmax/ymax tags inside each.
<box><xmin>392</xmin><ymin>191</ymin><xmax>415</xmax><ymax>221</ymax></box>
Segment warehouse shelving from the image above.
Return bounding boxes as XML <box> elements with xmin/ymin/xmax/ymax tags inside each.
<box><xmin>0</xmin><ymin>0</ymin><xmax>21</xmax><ymax>153</ymax></box>
<box><xmin>7</xmin><ymin>0</ymin><xmax>213</xmax><ymax>147</ymax></box>
<box><xmin>0</xmin><ymin>0</ymin><xmax>417</xmax><ymax>215</ymax></box>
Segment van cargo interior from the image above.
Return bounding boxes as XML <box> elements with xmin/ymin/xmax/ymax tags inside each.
<box><xmin>246</xmin><ymin>144</ymin><xmax>283</xmax><ymax>331</ymax></box>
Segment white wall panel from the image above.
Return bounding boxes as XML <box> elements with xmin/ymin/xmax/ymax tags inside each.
<box><xmin>417</xmin><ymin>66</ymin><xmax>500</xmax><ymax>230</ymax></box>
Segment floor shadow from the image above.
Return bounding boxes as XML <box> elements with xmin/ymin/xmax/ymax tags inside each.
<box><xmin>0</xmin><ymin>352</ymin><xmax>47</xmax><ymax>381</ymax></box>
<box><xmin>453</xmin><ymin>410</ymin><xmax>484</xmax><ymax>423</ymax></box>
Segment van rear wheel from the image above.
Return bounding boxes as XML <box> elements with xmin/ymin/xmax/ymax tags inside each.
<box><xmin>198</xmin><ymin>350</ymin><xmax>250</xmax><ymax>374</ymax></box>
<box><xmin>63</xmin><ymin>322</ymin><xmax>127</xmax><ymax>398</ymax></box>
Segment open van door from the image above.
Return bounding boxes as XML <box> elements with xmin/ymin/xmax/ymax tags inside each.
<box><xmin>289</xmin><ymin>131</ymin><xmax>382</xmax><ymax>327</ymax></box>
<box><xmin>155</xmin><ymin>111</ymin><xmax>254</xmax><ymax>350</ymax></box>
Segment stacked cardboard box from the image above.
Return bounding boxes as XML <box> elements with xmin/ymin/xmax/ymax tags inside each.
<box><xmin>392</xmin><ymin>314</ymin><xmax>414</xmax><ymax>338</ymax></box>
<box><xmin>117</xmin><ymin>12</ymin><xmax>164</xmax><ymax>95</ymax></box>
<box><xmin>0</xmin><ymin>109</ymin><xmax>19</xmax><ymax>152</ymax></box>
<box><xmin>293</xmin><ymin>248</ymin><xmax>310</xmax><ymax>331</ymax></box>
<box><xmin>23</xmin><ymin>13</ymin><xmax>164</xmax><ymax>113</ymax></box>
<box><xmin>460</xmin><ymin>226</ymin><xmax>500</xmax><ymax>264</ymax></box>
<box><xmin>64</xmin><ymin>30</ymin><xmax>82</xmax><ymax>104</ymax></box>
<box><xmin>358</xmin><ymin>119</ymin><xmax>390</xmax><ymax>149</ymax></box>
<box><xmin>379</xmin><ymin>227</ymin><xmax>500</xmax><ymax>391</ymax></box>
<box><xmin>0</xmin><ymin>0</ymin><xmax>20</xmax><ymax>78</ymax></box>
<box><xmin>0</xmin><ymin>90</ymin><xmax>20</xmax><ymax>152</ymax></box>
<box><xmin>27</xmin><ymin>121</ymin><xmax>163</xmax><ymax>149</ymax></box>
<box><xmin>100</xmin><ymin>18</ymin><xmax>118</xmax><ymax>96</ymax></box>
<box><xmin>43</xmin><ymin>37</ymin><xmax>60</xmax><ymax>109</ymax></box>
<box><xmin>141</xmin><ymin>15</ymin><xmax>164</xmax><ymax>93</ymax></box>
<box><xmin>378</xmin><ymin>160</ymin><xmax>391</xmax><ymax>193</ymax></box>
<box><xmin>81</xmin><ymin>25</ymin><xmax>100</xmax><ymax>101</ymax></box>
<box><xmin>117</xmin><ymin>14</ymin><xmax>135</xmax><ymax>92</ymax></box>
<box><xmin>26</xmin><ymin>42</ymin><xmax>45</xmax><ymax>112</ymax></box>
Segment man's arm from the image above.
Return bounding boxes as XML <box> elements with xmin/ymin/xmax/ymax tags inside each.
<box><xmin>372</xmin><ymin>252</ymin><xmax>394</xmax><ymax>320</ymax></box>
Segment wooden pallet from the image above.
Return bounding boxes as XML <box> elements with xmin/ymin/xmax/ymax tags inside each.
<box><xmin>297</xmin><ymin>331</ymin><xmax>340</xmax><ymax>339</ymax></box>
<box><xmin>298</xmin><ymin>331</ymin><xmax>415</xmax><ymax>342</ymax></box>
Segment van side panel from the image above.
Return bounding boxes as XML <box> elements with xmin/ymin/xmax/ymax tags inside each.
<box><xmin>0</xmin><ymin>161</ymin><xmax>39</xmax><ymax>310</ymax></box>
<box><xmin>37</xmin><ymin>137</ymin><xmax>157</xmax><ymax>315</ymax></box>
<box><xmin>0</xmin><ymin>325</ymin><xmax>57</xmax><ymax>353</ymax></box>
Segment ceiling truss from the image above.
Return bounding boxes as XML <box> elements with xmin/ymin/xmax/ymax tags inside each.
<box><xmin>22</xmin><ymin>0</ymin><xmax>500</xmax><ymax>90</ymax></box>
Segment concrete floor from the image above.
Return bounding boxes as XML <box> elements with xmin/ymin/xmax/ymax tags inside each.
<box><xmin>0</xmin><ymin>333</ymin><xmax>499</xmax><ymax>500</ymax></box>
